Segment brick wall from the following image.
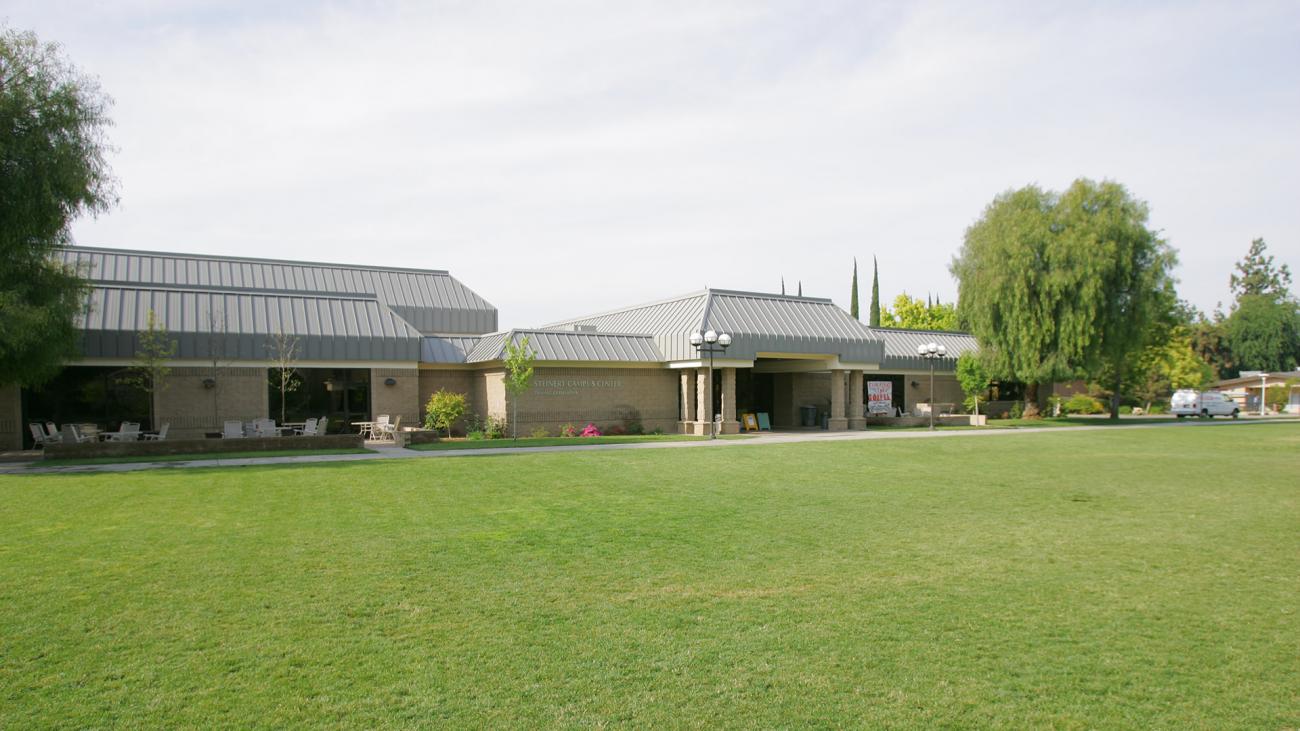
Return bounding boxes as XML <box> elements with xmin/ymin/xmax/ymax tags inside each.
<box><xmin>904</xmin><ymin>373</ymin><xmax>964</xmax><ymax>415</ymax></box>
<box><xmin>371</xmin><ymin>368</ymin><xmax>419</xmax><ymax>431</ymax></box>
<box><xmin>0</xmin><ymin>384</ymin><xmax>21</xmax><ymax>451</ymax></box>
<box><xmin>417</xmin><ymin>369</ymin><xmax>475</xmax><ymax>433</ymax></box>
<box><xmin>505</xmin><ymin>366</ymin><xmax>679</xmax><ymax>435</ymax></box>
<box><xmin>156</xmin><ymin>367</ymin><xmax>269</xmax><ymax>440</ymax></box>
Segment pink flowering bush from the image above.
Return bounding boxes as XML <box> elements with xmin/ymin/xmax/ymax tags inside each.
<box><xmin>580</xmin><ymin>422</ymin><xmax>602</xmax><ymax>437</ymax></box>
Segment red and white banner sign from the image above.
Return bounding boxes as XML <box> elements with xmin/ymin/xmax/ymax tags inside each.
<box><xmin>867</xmin><ymin>381</ymin><xmax>893</xmax><ymax>414</ymax></box>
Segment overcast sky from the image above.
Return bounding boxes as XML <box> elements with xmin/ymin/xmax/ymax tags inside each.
<box><xmin>9</xmin><ymin>1</ymin><xmax>1299</xmax><ymax>328</ymax></box>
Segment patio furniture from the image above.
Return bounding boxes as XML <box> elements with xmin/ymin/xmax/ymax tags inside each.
<box><xmin>143</xmin><ymin>423</ymin><xmax>170</xmax><ymax>441</ymax></box>
<box><xmin>45</xmin><ymin>422</ymin><xmax>63</xmax><ymax>443</ymax></box>
<box><xmin>353</xmin><ymin>420</ymin><xmax>378</xmax><ymax>439</ymax></box>
<box><xmin>67</xmin><ymin>425</ymin><xmax>97</xmax><ymax>444</ymax></box>
<box><xmin>101</xmin><ymin>422</ymin><xmax>142</xmax><ymax>442</ymax></box>
<box><xmin>293</xmin><ymin>417</ymin><xmax>319</xmax><ymax>436</ymax></box>
<box><xmin>317</xmin><ymin>417</ymin><xmax>329</xmax><ymax>434</ymax></box>
<box><xmin>222</xmin><ymin>420</ymin><xmax>245</xmax><ymax>438</ymax></box>
<box><xmin>377</xmin><ymin>415</ymin><xmax>402</xmax><ymax>441</ymax></box>
<box><xmin>29</xmin><ymin>423</ymin><xmax>55</xmax><ymax>447</ymax></box>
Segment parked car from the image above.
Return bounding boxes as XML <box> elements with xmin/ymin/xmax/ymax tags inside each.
<box><xmin>1170</xmin><ymin>389</ymin><xmax>1240</xmax><ymax>419</ymax></box>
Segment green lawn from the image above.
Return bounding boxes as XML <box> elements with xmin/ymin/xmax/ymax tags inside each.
<box><xmin>1</xmin><ymin>424</ymin><xmax>1296</xmax><ymax>728</ymax></box>
<box><xmin>34</xmin><ymin>447</ymin><xmax>372</xmax><ymax>467</ymax></box>
<box><xmin>407</xmin><ymin>433</ymin><xmax>716</xmax><ymax>450</ymax></box>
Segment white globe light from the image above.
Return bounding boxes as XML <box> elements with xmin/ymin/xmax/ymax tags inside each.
<box><xmin>717</xmin><ymin>333</ymin><xmax>732</xmax><ymax>347</ymax></box>
<box><xmin>689</xmin><ymin>332</ymin><xmax>703</xmax><ymax>346</ymax></box>
<box><xmin>917</xmin><ymin>344</ymin><xmax>927</xmax><ymax>355</ymax></box>
<box><xmin>704</xmin><ymin>329</ymin><xmax>718</xmax><ymax>344</ymax></box>
<box><xmin>927</xmin><ymin>342</ymin><xmax>938</xmax><ymax>354</ymax></box>
<box><xmin>937</xmin><ymin>345</ymin><xmax>947</xmax><ymax>356</ymax></box>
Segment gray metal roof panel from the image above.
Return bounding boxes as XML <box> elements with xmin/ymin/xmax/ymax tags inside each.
<box><xmin>465</xmin><ymin>330</ymin><xmax>664</xmax><ymax>363</ymax></box>
<box><xmin>60</xmin><ymin>245</ymin><xmax>497</xmax><ymax>335</ymax></box>
<box><xmin>547</xmin><ymin>289</ymin><xmax>885</xmax><ymax>363</ymax></box>
<box><xmin>871</xmin><ymin>328</ymin><xmax>978</xmax><ymax>371</ymax></box>
<box><xmin>79</xmin><ymin>286</ymin><xmax>423</xmax><ymax>361</ymax></box>
<box><xmin>420</xmin><ymin>335</ymin><xmax>482</xmax><ymax>363</ymax></box>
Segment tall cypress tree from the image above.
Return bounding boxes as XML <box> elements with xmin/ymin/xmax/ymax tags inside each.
<box><xmin>781</xmin><ymin>276</ymin><xmax>786</xmax><ymax>295</ymax></box>
<box><xmin>869</xmin><ymin>256</ymin><xmax>881</xmax><ymax>327</ymax></box>
<box><xmin>798</xmin><ymin>281</ymin><xmax>802</xmax><ymax>297</ymax></box>
<box><xmin>850</xmin><ymin>258</ymin><xmax>860</xmax><ymax>319</ymax></box>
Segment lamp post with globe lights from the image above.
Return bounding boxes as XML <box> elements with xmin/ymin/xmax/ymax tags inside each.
<box><xmin>917</xmin><ymin>341</ymin><xmax>947</xmax><ymax>430</ymax></box>
<box><xmin>689</xmin><ymin>329</ymin><xmax>733</xmax><ymax>439</ymax></box>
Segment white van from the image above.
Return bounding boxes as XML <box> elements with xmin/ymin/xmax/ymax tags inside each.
<box><xmin>1170</xmin><ymin>390</ymin><xmax>1240</xmax><ymax>419</ymax></box>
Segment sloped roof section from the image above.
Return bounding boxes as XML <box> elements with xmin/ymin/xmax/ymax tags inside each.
<box><xmin>872</xmin><ymin>328</ymin><xmax>978</xmax><ymax>371</ymax></box>
<box><xmin>548</xmin><ymin>289</ymin><xmax>883</xmax><ymax>363</ymax></box>
<box><xmin>60</xmin><ymin>245</ymin><xmax>497</xmax><ymax>335</ymax></box>
<box><xmin>420</xmin><ymin>335</ymin><xmax>482</xmax><ymax>363</ymax></box>
<box><xmin>465</xmin><ymin>330</ymin><xmax>663</xmax><ymax>364</ymax></box>
<box><xmin>80</xmin><ymin>286</ymin><xmax>423</xmax><ymax>361</ymax></box>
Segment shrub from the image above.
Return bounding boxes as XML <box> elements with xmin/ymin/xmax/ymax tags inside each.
<box><xmin>424</xmin><ymin>389</ymin><xmax>468</xmax><ymax>438</ymax></box>
<box><xmin>1119</xmin><ymin>405</ymin><xmax>1134</xmax><ymax>415</ymax></box>
<box><xmin>466</xmin><ymin>429</ymin><xmax>485</xmax><ymax>441</ymax></box>
<box><xmin>529</xmin><ymin>426</ymin><xmax>551</xmax><ymax>439</ymax></box>
<box><xmin>1009</xmin><ymin>401</ymin><xmax>1024</xmax><ymax>419</ymax></box>
<box><xmin>625</xmin><ymin>421</ymin><xmax>644</xmax><ymax>435</ymax></box>
<box><xmin>1064</xmin><ymin>394</ymin><xmax>1105</xmax><ymax>415</ymax></box>
<box><xmin>650</xmin><ymin>427</ymin><xmax>664</xmax><ymax>436</ymax></box>
<box><xmin>484</xmin><ymin>415</ymin><xmax>506</xmax><ymax>440</ymax></box>
<box><xmin>559</xmin><ymin>423</ymin><xmax>578</xmax><ymax>438</ymax></box>
<box><xmin>580</xmin><ymin>422</ymin><xmax>602</xmax><ymax>437</ymax></box>
<box><xmin>1147</xmin><ymin>403</ymin><xmax>1166</xmax><ymax>415</ymax></box>
<box><xmin>604</xmin><ymin>424</ymin><xmax>627</xmax><ymax>436</ymax></box>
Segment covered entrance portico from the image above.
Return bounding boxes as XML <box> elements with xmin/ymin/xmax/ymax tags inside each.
<box><xmin>673</xmin><ymin>355</ymin><xmax>873</xmax><ymax>434</ymax></box>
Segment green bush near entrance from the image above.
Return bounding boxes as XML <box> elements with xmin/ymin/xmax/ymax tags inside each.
<box><xmin>1</xmin><ymin>425</ymin><xmax>1296</xmax><ymax>727</ymax></box>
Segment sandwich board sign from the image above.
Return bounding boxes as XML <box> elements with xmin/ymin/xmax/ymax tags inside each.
<box><xmin>867</xmin><ymin>381</ymin><xmax>893</xmax><ymax>415</ymax></box>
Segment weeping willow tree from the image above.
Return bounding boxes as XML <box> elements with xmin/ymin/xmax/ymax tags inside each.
<box><xmin>951</xmin><ymin>179</ymin><xmax>1176</xmax><ymax>418</ymax></box>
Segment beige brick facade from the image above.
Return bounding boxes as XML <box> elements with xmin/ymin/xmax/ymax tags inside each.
<box><xmin>506</xmin><ymin>366</ymin><xmax>678</xmax><ymax>436</ymax></box>
<box><xmin>417</xmin><ymin>369</ymin><xmax>476</xmax><ymax>432</ymax></box>
<box><xmin>155</xmin><ymin>367</ymin><xmax>269</xmax><ymax>440</ymax></box>
<box><xmin>0</xmin><ymin>384</ymin><xmax>21</xmax><ymax>451</ymax></box>
<box><xmin>903</xmin><ymin>373</ymin><xmax>964</xmax><ymax>415</ymax></box>
<box><xmin>371</xmin><ymin>368</ymin><xmax>420</xmax><ymax>430</ymax></box>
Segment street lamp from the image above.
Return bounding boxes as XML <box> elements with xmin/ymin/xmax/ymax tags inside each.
<box><xmin>917</xmin><ymin>341</ymin><xmax>948</xmax><ymax>431</ymax></box>
<box><xmin>690</xmin><ymin>329</ymin><xmax>733</xmax><ymax>439</ymax></box>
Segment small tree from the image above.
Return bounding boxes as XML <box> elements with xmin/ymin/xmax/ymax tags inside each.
<box><xmin>955</xmin><ymin>351</ymin><xmax>991</xmax><ymax>415</ymax></box>
<box><xmin>869</xmin><ymin>256</ymin><xmax>881</xmax><ymax>327</ymax></box>
<box><xmin>202</xmin><ymin>309</ymin><xmax>231</xmax><ymax>430</ymax></box>
<box><xmin>267</xmin><ymin>330</ymin><xmax>300</xmax><ymax>424</ymax></box>
<box><xmin>850</xmin><ymin>257</ymin><xmax>860</xmax><ymax>320</ymax></box>
<box><xmin>424</xmin><ymin>389</ymin><xmax>467</xmax><ymax>438</ymax></box>
<box><xmin>119</xmin><ymin>310</ymin><xmax>176</xmax><ymax>429</ymax></box>
<box><xmin>503</xmin><ymin>335</ymin><xmax>537</xmax><ymax>440</ymax></box>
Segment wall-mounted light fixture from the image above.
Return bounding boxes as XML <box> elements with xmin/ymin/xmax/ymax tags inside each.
<box><xmin>910</xmin><ymin>380</ymin><xmax>920</xmax><ymax>388</ymax></box>
<box><xmin>202</xmin><ymin>378</ymin><xmax>216</xmax><ymax>389</ymax></box>
<box><xmin>324</xmin><ymin>379</ymin><xmax>335</xmax><ymax>392</ymax></box>
<box><xmin>384</xmin><ymin>377</ymin><xmax>397</xmax><ymax>386</ymax></box>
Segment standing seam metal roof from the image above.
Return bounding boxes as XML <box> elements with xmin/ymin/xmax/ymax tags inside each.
<box><xmin>464</xmin><ymin>330</ymin><xmax>664</xmax><ymax>363</ymax></box>
<box><xmin>61</xmin><ymin>246</ymin><xmax>497</xmax><ymax>335</ymax></box>
<box><xmin>871</xmin><ymin>328</ymin><xmax>978</xmax><ymax>371</ymax></box>
<box><xmin>546</xmin><ymin>289</ymin><xmax>884</xmax><ymax>363</ymax></box>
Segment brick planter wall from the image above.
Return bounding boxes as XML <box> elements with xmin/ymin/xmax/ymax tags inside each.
<box><xmin>42</xmin><ymin>434</ymin><xmax>364</xmax><ymax>460</ymax></box>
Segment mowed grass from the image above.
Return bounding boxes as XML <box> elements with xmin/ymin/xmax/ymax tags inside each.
<box><xmin>36</xmin><ymin>447</ymin><xmax>371</xmax><ymax>467</ymax></box>
<box><xmin>1</xmin><ymin>425</ymin><xmax>1296</xmax><ymax>728</ymax></box>
<box><xmin>407</xmin><ymin>433</ymin><xmax>713</xmax><ymax>450</ymax></box>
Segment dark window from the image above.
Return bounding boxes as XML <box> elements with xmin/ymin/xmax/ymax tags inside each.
<box><xmin>22</xmin><ymin>366</ymin><xmax>151</xmax><ymax>448</ymax></box>
<box><xmin>269</xmin><ymin>368</ymin><xmax>370</xmax><ymax>433</ymax></box>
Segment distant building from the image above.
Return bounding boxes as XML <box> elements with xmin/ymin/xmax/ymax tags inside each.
<box><xmin>1215</xmin><ymin>370</ymin><xmax>1300</xmax><ymax>414</ymax></box>
<box><xmin>2</xmin><ymin>246</ymin><xmax>976</xmax><ymax>449</ymax></box>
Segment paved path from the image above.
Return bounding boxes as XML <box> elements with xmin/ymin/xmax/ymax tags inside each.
<box><xmin>3</xmin><ymin>417</ymin><xmax>1294</xmax><ymax>476</ymax></box>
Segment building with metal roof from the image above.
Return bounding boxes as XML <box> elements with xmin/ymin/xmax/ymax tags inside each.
<box><xmin>4</xmin><ymin>245</ymin><xmax>980</xmax><ymax>449</ymax></box>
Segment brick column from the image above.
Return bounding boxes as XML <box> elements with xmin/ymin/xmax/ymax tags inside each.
<box><xmin>695</xmin><ymin>367</ymin><xmax>713</xmax><ymax>435</ymax></box>
<box><xmin>828</xmin><ymin>369</ymin><xmax>848</xmax><ymax>431</ymax></box>
<box><xmin>679</xmin><ymin>369</ymin><xmax>697</xmax><ymax>433</ymax></box>
<box><xmin>719</xmin><ymin>367</ymin><xmax>740</xmax><ymax>434</ymax></box>
<box><xmin>848</xmin><ymin>370</ymin><xmax>866</xmax><ymax>430</ymax></box>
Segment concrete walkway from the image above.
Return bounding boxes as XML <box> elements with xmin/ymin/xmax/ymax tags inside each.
<box><xmin>3</xmin><ymin>417</ymin><xmax>1294</xmax><ymax>476</ymax></box>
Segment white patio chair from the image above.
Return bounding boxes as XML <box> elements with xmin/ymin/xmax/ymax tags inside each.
<box><xmin>104</xmin><ymin>422</ymin><xmax>141</xmax><ymax>442</ymax></box>
<box><xmin>293</xmin><ymin>417</ymin><xmax>318</xmax><ymax>436</ymax></box>
<box><xmin>144</xmin><ymin>423</ymin><xmax>170</xmax><ymax>441</ymax></box>
<box><xmin>223</xmin><ymin>420</ymin><xmax>245</xmax><ymax>438</ymax></box>
<box><xmin>44</xmin><ymin>422</ymin><xmax>63</xmax><ymax>444</ymax></box>
<box><xmin>379</xmin><ymin>415</ymin><xmax>402</xmax><ymax>441</ymax></box>
<box><xmin>68</xmin><ymin>425</ymin><xmax>96</xmax><ymax>444</ymax></box>
<box><xmin>369</xmin><ymin>414</ymin><xmax>390</xmax><ymax>440</ymax></box>
<box><xmin>317</xmin><ymin>417</ymin><xmax>329</xmax><ymax>435</ymax></box>
<box><xmin>29</xmin><ymin>423</ymin><xmax>51</xmax><ymax>446</ymax></box>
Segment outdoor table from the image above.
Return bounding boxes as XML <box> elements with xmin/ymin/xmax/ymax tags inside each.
<box><xmin>98</xmin><ymin>430</ymin><xmax>139</xmax><ymax>442</ymax></box>
<box><xmin>352</xmin><ymin>421</ymin><xmax>378</xmax><ymax>439</ymax></box>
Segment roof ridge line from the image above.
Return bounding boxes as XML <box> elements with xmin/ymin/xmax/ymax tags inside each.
<box><xmin>61</xmin><ymin>244</ymin><xmax>453</xmax><ymax>276</ymax></box>
<box><xmin>541</xmin><ymin>290</ymin><xmax>708</xmax><ymax>328</ymax></box>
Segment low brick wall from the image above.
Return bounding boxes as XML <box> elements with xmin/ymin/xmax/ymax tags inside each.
<box><xmin>862</xmin><ymin>415</ymin><xmax>980</xmax><ymax>428</ymax></box>
<box><xmin>42</xmin><ymin>434</ymin><xmax>364</xmax><ymax>460</ymax></box>
<box><xmin>393</xmin><ymin>430</ymin><xmax>440</xmax><ymax>447</ymax></box>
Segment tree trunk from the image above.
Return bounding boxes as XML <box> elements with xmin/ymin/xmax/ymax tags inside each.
<box><xmin>1023</xmin><ymin>382</ymin><xmax>1040</xmax><ymax>418</ymax></box>
<box><xmin>1109</xmin><ymin>378</ymin><xmax>1122</xmax><ymax>420</ymax></box>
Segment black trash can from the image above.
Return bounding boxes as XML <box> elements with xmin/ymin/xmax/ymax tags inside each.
<box><xmin>800</xmin><ymin>405</ymin><xmax>818</xmax><ymax>427</ymax></box>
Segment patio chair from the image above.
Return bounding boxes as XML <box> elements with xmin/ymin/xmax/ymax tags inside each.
<box><xmin>369</xmin><ymin>414</ymin><xmax>390</xmax><ymax>440</ymax></box>
<box><xmin>293</xmin><ymin>417</ymin><xmax>318</xmax><ymax>436</ymax></box>
<box><xmin>223</xmin><ymin>420</ymin><xmax>245</xmax><ymax>438</ymax></box>
<box><xmin>104</xmin><ymin>422</ymin><xmax>141</xmax><ymax>442</ymax></box>
<box><xmin>143</xmin><ymin>423</ymin><xmax>170</xmax><ymax>441</ymax></box>
<box><xmin>45</xmin><ymin>422</ymin><xmax>63</xmax><ymax>443</ymax></box>
<box><xmin>379</xmin><ymin>415</ymin><xmax>402</xmax><ymax>441</ymax></box>
<box><xmin>29</xmin><ymin>423</ymin><xmax>51</xmax><ymax>447</ymax></box>
<box><xmin>68</xmin><ymin>425</ymin><xmax>96</xmax><ymax>444</ymax></box>
<box><xmin>317</xmin><ymin>416</ymin><xmax>329</xmax><ymax>435</ymax></box>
